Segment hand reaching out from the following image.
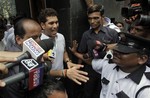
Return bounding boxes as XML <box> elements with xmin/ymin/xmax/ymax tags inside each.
<box><xmin>67</xmin><ymin>65</ymin><xmax>89</xmax><ymax>85</ymax></box>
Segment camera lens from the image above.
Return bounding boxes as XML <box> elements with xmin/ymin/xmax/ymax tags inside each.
<box><xmin>133</xmin><ymin>15</ymin><xmax>150</xmax><ymax>26</ymax></box>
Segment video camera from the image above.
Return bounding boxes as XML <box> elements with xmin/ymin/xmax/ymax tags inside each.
<box><xmin>121</xmin><ymin>0</ymin><xmax>150</xmax><ymax>26</ymax></box>
<box><xmin>83</xmin><ymin>40</ymin><xmax>107</xmax><ymax>59</ymax></box>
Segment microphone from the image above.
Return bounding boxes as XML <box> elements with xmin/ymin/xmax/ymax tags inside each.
<box><xmin>2</xmin><ymin>59</ymin><xmax>51</xmax><ymax>90</ymax></box>
<box><xmin>5</xmin><ymin>38</ymin><xmax>54</xmax><ymax>68</ymax></box>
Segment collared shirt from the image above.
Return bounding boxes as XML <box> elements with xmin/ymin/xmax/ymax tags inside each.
<box><xmin>78</xmin><ymin>26</ymin><xmax>119</xmax><ymax>54</ymax></box>
<box><xmin>40</xmin><ymin>33</ymin><xmax>65</xmax><ymax>70</ymax></box>
<box><xmin>103</xmin><ymin>17</ymin><xmax>121</xmax><ymax>32</ymax></box>
<box><xmin>4</xmin><ymin>32</ymin><xmax>22</xmax><ymax>51</ymax></box>
<box><xmin>92</xmin><ymin>59</ymin><xmax>150</xmax><ymax>98</ymax></box>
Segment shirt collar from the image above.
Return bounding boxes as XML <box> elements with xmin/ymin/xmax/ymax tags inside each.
<box><xmin>113</xmin><ymin>65</ymin><xmax>146</xmax><ymax>84</ymax></box>
<box><xmin>90</xmin><ymin>26</ymin><xmax>106</xmax><ymax>34</ymax></box>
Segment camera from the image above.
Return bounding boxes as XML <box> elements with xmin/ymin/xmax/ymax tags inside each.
<box><xmin>133</xmin><ymin>14</ymin><xmax>150</xmax><ymax>26</ymax></box>
<box><xmin>121</xmin><ymin>0</ymin><xmax>150</xmax><ymax>26</ymax></box>
<box><xmin>121</xmin><ymin>4</ymin><xmax>143</xmax><ymax>19</ymax></box>
<box><xmin>83</xmin><ymin>40</ymin><xmax>107</xmax><ymax>59</ymax></box>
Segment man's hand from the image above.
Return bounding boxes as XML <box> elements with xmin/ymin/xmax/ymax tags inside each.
<box><xmin>0</xmin><ymin>63</ymin><xmax>8</xmax><ymax>74</ymax></box>
<box><xmin>67</xmin><ymin>65</ymin><xmax>89</xmax><ymax>85</ymax></box>
<box><xmin>69</xmin><ymin>40</ymin><xmax>78</xmax><ymax>54</ymax></box>
<box><xmin>0</xmin><ymin>63</ymin><xmax>8</xmax><ymax>87</ymax></box>
<box><xmin>67</xmin><ymin>62</ymin><xmax>78</xmax><ymax>69</ymax></box>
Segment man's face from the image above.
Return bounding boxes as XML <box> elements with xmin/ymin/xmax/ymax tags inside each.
<box><xmin>112</xmin><ymin>50</ymin><xmax>140</xmax><ymax>72</ymax></box>
<box><xmin>88</xmin><ymin>12</ymin><xmax>101</xmax><ymax>29</ymax></box>
<box><xmin>129</xmin><ymin>25</ymin><xmax>150</xmax><ymax>40</ymax></box>
<box><xmin>41</xmin><ymin>16</ymin><xmax>59</xmax><ymax>38</ymax></box>
<box><xmin>48</xmin><ymin>90</ymin><xmax>68</xmax><ymax>98</ymax></box>
<box><xmin>129</xmin><ymin>26</ymin><xmax>145</xmax><ymax>36</ymax></box>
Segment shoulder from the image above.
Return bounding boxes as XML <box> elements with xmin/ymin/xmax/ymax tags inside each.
<box><xmin>40</xmin><ymin>33</ymin><xmax>49</xmax><ymax>40</ymax></box>
<box><xmin>57</xmin><ymin>33</ymin><xmax>65</xmax><ymax>39</ymax></box>
<box><xmin>108</xmin><ymin>23</ymin><xmax>121</xmax><ymax>32</ymax></box>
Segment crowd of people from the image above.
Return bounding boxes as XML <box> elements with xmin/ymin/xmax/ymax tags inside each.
<box><xmin>0</xmin><ymin>0</ymin><xmax>150</xmax><ymax>98</ymax></box>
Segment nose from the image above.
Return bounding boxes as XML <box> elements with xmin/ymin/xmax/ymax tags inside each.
<box><xmin>53</xmin><ymin>23</ymin><xmax>58</xmax><ymax>28</ymax></box>
<box><xmin>129</xmin><ymin>28</ymin><xmax>136</xmax><ymax>35</ymax></box>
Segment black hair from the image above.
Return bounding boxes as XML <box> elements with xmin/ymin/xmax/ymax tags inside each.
<box><xmin>114</xmin><ymin>21</ymin><xmax>124</xmax><ymax>27</ymax></box>
<box><xmin>87</xmin><ymin>4</ymin><xmax>104</xmax><ymax>16</ymax></box>
<box><xmin>14</xmin><ymin>18</ymin><xmax>27</xmax><ymax>38</ymax></box>
<box><xmin>38</xmin><ymin>8</ymin><xmax>58</xmax><ymax>23</ymax></box>
<box><xmin>29</xmin><ymin>80</ymin><xmax>66</xmax><ymax>98</ymax></box>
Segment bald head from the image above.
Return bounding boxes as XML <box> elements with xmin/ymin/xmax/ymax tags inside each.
<box><xmin>14</xmin><ymin>18</ymin><xmax>42</xmax><ymax>45</ymax></box>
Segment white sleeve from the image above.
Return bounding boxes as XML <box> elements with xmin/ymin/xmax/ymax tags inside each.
<box><xmin>92</xmin><ymin>59</ymin><xmax>109</xmax><ymax>74</ymax></box>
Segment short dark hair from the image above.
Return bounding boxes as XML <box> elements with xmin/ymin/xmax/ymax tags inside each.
<box><xmin>30</xmin><ymin>80</ymin><xmax>66</xmax><ymax>98</ymax></box>
<box><xmin>114</xmin><ymin>21</ymin><xmax>124</xmax><ymax>27</ymax></box>
<box><xmin>87</xmin><ymin>4</ymin><xmax>104</xmax><ymax>16</ymax></box>
<box><xmin>14</xmin><ymin>18</ymin><xmax>26</xmax><ymax>38</ymax></box>
<box><xmin>38</xmin><ymin>8</ymin><xmax>58</xmax><ymax>23</ymax></box>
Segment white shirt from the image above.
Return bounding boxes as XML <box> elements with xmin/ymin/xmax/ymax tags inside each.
<box><xmin>92</xmin><ymin>59</ymin><xmax>150</xmax><ymax>98</ymax></box>
<box><xmin>41</xmin><ymin>33</ymin><xmax>65</xmax><ymax>70</ymax></box>
<box><xmin>103</xmin><ymin>17</ymin><xmax>121</xmax><ymax>32</ymax></box>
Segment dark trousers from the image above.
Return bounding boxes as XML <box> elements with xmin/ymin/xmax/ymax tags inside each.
<box><xmin>79</xmin><ymin>65</ymin><xmax>101</xmax><ymax>98</ymax></box>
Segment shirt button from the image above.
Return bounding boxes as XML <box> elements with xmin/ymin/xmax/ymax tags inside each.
<box><xmin>116</xmin><ymin>81</ymin><xmax>118</xmax><ymax>83</ymax></box>
<box><xmin>111</xmin><ymin>93</ymin><xmax>114</xmax><ymax>95</ymax></box>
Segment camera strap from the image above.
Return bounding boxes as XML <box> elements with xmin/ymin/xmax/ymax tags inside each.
<box><xmin>135</xmin><ymin>85</ymin><xmax>150</xmax><ymax>98</ymax></box>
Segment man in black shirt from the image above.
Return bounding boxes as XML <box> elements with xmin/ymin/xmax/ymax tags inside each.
<box><xmin>70</xmin><ymin>4</ymin><xmax>119</xmax><ymax>98</ymax></box>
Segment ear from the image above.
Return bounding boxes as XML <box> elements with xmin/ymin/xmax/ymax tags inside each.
<box><xmin>40</xmin><ymin>22</ymin><xmax>45</xmax><ymax>30</ymax></box>
<box><xmin>15</xmin><ymin>35</ymin><xmax>23</xmax><ymax>45</ymax></box>
<box><xmin>138</xmin><ymin>55</ymin><xmax>148</xmax><ymax>65</ymax></box>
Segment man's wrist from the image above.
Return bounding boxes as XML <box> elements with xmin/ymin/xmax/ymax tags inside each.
<box><xmin>66</xmin><ymin>59</ymin><xmax>72</xmax><ymax>64</ymax></box>
<box><xmin>65</xmin><ymin>58</ymin><xmax>72</xmax><ymax>64</ymax></box>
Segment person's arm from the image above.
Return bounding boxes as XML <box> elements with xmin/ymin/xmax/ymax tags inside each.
<box><xmin>84</xmin><ymin>0</ymin><xmax>94</xmax><ymax>8</ymax></box>
<box><xmin>0</xmin><ymin>51</ymin><xmax>23</xmax><ymax>62</ymax></box>
<box><xmin>69</xmin><ymin>40</ymin><xmax>92</xmax><ymax>65</ymax></box>
<box><xmin>64</xmin><ymin>48</ymin><xmax>84</xmax><ymax>68</ymax></box>
<box><xmin>49</xmin><ymin>65</ymin><xmax>89</xmax><ymax>85</ymax></box>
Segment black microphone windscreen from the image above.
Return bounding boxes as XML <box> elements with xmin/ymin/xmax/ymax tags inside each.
<box><xmin>38</xmin><ymin>39</ymin><xmax>54</xmax><ymax>52</ymax></box>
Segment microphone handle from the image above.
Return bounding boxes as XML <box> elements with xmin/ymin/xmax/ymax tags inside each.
<box><xmin>3</xmin><ymin>72</ymin><xmax>26</xmax><ymax>85</ymax></box>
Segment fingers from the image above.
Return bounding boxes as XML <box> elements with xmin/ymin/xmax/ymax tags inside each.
<box><xmin>76</xmin><ymin>73</ymin><xmax>89</xmax><ymax>82</ymax></box>
<box><xmin>0</xmin><ymin>63</ymin><xmax>8</xmax><ymax>74</ymax></box>
<box><xmin>73</xmin><ymin>64</ymin><xmax>84</xmax><ymax>69</ymax></box>
<box><xmin>0</xmin><ymin>80</ymin><xmax>6</xmax><ymax>87</ymax></box>
<box><xmin>67</xmin><ymin>65</ymin><xmax>89</xmax><ymax>85</ymax></box>
<box><xmin>77</xmin><ymin>70</ymin><xmax>88</xmax><ymax>76</ymax></box>
<box><xmin>72</xmin><ymin>79</ymin><xmax>82</xmax><ymax>85</ymax></box>
<box><xmin>72</xmin><ymin>40</ymin><xmax>78</xmax><ymax>47</ymax></box>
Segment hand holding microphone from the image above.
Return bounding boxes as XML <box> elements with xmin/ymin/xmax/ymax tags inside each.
<box><xmin>2</xmin><ymin>38</ymin><xmax>54</xmax><ymax>89</ymax></box>
<box><xmin>0</xmin><ymin>63</ymin><xmax>8</xmax><ymax>87</ymax></box>
<box><xmin>5</xmin><ymin>38</ymin><xmax>54</xmax><ymax>69</ymax></box>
